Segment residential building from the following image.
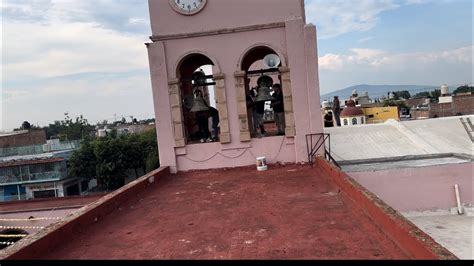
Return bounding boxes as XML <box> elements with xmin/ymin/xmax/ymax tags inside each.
<box><xmin>0</xmin><ymin>131</ymin><xmax>90</xmax><ymax>202</ymax></box>
<box><xmin>362</xmin><ymin>106</ymin><xmax>400</xmax><ymax>124</ymax></box>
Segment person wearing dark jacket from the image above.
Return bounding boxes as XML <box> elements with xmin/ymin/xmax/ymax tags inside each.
<box><xmin>193</xmin><ymin>89</ymin><xmax>212</xmax><ymax>143</ymax></box>
<box><xmin>332</xmin><ymin>96</ymin><xmax>341</xmax><ymax>127</ymax></box>
<box><xmin>271</xmin><ymin>84</ymin><xmax>285</xmax><ymax>135</ymax></box>
<box><xmin>209</xmin><ymin>106</ymin><xmax>219</xmax><ymax>141</ymax></box>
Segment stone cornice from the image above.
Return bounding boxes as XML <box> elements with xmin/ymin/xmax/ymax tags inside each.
<box><xmin>150</xmin><ymin>22</ymin><xmax>285</xmax><ymax>42</ymax></box>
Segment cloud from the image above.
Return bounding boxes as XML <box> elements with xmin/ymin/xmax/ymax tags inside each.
<box><xmin>318</xmin><ymin>45</ymin><xmax>473</xmax><ymax>93</ymax></box>
<box><xmin>2</xmin><ymin>0</ymin><xmax>153</xmax><ymax>131</ymax></box>
<box><xmin>319</xmin><ymin>45</ymin><xmax>473</xmax><ymax>71</ymax></box>
<box><xmin>305</xmin><ymin>0</ymin><xmax>400</xmax><ymax>39</ymax></box>
<box><xmin>358</xmin><ymin>36</ymin><xmax>375</xmax><ymax>43</ymax></box>
<box><xmin>304</xmin><ymin>0</ymin><xmax>438</xmax><ymax>39</ymax></box>
<box><xmin>3</xmin><ymin>71</ymin><xmax>154</xmax><ymax>129</ymax></box>
<box><xmin>3</xmin><ymin>19</ymin><xmax>148</xmax><ymax>81</ymax></box>
<box><xmin>2</xmin><ymin>0</ymin><xmax>149</xmax><ymax>34</ymax></box>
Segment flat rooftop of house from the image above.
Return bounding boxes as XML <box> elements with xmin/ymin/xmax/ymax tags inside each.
<box><xmin>325</xmin><ymin>115</ymin><xmax>473</xmax><ymax>162</ymax></box>
<box><xmin>0</xmin><ymin>195</ymin><xmax>104</xmax><ymax>250</ymax></box>
<box><xmin>1</xmin><ymin>161</ymin><xmax>456</xmax><ymax>260</ymax></box>
<box><xmin>0</xmin><ymin>150</ymin><xmax>75</xmax><ymax>164</ymax></box>
<box><xmin>402</xmin><ymin>209</ymin><xmax>474</xmax><ymax>260</ymax></box>
<box><xmin>340</xmin><ymin>154</ymin><xmax>472</xmax><ymax>173</ymax></box>
<box><xmin>0</xmin><ymin>131</ymin><xmax>29</xmax><ymax>137</ymax></box>
<box><xmin>0</xmin><ymin>195</ymin><xmax>104</xmax><ymax>214</ymax></box>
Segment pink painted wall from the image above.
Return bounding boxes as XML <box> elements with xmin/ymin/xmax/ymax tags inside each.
<box><xmin>147</xmin><ymin>42</ymin><xmax>178</xmax><ymax>173</ymax></box>
<box><xmin>349</xmin><ymin>163</ymin><xmax>473</xmax><ymax>212</ymax></box>
<box><xmin>176</xmin><ymin>136</ymin><xmax>296</xmax><ymax>171</ymax></box>
<box><xmin>149</xmin><ymin>0</ymin><xmax>305</xmax><ymax>36</ymax></box>
<box><xmin>147</xmin><ymin>0</ymin><xmax>322</xmax><ymax>172</ymax></box>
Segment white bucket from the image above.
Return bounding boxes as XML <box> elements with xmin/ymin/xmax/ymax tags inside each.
<box><xmin>256</xmin><ymin>156</ymin><xmax>268</xmax><ymax>171</ymax></box>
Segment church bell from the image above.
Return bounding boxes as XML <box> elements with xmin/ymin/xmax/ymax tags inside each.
<box><xmin>189</xmin><ymin>70</ymin><xmax>210</xmax><ymax>112</ymax></box>
<box><xmin>255</xmin><ymin>75</ymin><xmax>275</xmax><ymax>102</ymax></box>
<box><xmin>190</xmin><ymin>90</ymin><xmax>210</xmax><ymax>112</ymax></box>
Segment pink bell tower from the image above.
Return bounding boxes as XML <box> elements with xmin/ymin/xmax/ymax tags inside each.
<box><xmin>147</xmin><ymin>0</ymin><xmax>323</xmax><ymax>173</ymax></box>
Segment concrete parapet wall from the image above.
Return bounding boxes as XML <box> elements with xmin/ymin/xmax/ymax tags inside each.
<box><xmin>1</xmin><ymin>167</ymin><xmax>170</xmax><ymax>260</ymax></box>
<box><xmin>315</xmin><ymin>157</ymin><xmax>458</xmax><ymax>260</ymax></box>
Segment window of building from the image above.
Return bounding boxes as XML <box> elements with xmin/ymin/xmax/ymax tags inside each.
<box><xmin>352</xmin><ymin>118</ymin><xmax>358</xmax><ymax>125</ymax></box>
<box><xmin>361</xmin><ymin>117</ymin><xmax>365</xmax><ymax>124</ymax></box>
<box><xmin>45</xmin><ymin>163</ymin><xmax>55</xmax><ymax>172</ymax></box>
<box><xmin>343</xmin><ymin>119</ymin><xmax>348</xmax><ymax>126</ymax></box>
<box><xmin>33</xmin><ymin>190</ymin><xmax>56</xmax><ymax>199</ymax></box>
<box><xmin>66</xmin><ymin>184</ymin><xmax>80</xmax><ymax>196</ymax></box>
<box><xmin>81</xmin><ymin>180</ymin><xmax>89</xmax><ymax>192</ymax></box>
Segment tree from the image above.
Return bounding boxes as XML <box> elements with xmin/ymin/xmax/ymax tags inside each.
<box><xmin>68</xmin><ymin>139</ymin><xmax>97</xmax><ymax>179</ymax></box>
<box><xmin>430</xmin><ymin>89</ymin><xmax>441</xmax><ymax>99</ymax></box>
<box><xmin>393</xmin><ymin>90</ymin><xmax>411</xmax><ymax>100</ymax></box>
<box><xmin>44</xmin><ymin>114</ymin><xmax>94</xmax><ymax>140</ymax></box>
<box><xmin>453</xmin><ymin>85</ymin><xmax>474</xmax><ymax>95</ymax></box>
<box><xmin>21</xmin><ymin>121</ymin><xmax>32</xmax><ymax>130</ymax></box>
<box><xmin>413</xmin><ymin>91</ymin><xmax>431</xmax><ymax>98</ymax></box>
<box><xmin>68</xmin><ymin>128</ymin><xmax>159</xmax><ymax>191</ymax></box>
<box><xmin>145</xmin><ymin>150</ymin><xmax>159</xmax><ymax>173</ymax></box>
<box><xmin>413</xmin><ymin>89</ymin><xmax>441</xmax><ymax>100</ymax></box>
<box><xmin>383</xmin><ymin>99</ymin><xmax>408</xmax><ymax>109</ymax></box>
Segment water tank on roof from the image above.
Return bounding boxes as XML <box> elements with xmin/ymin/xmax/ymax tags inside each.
<box><xmin>389</xmin><ymin>92</ymin><xmax>395</xmax><ymax>99</ymax></box>
<box><xmin>441</xmin><ymin>84</ymin><xmax>449</xmax><ymax>96</ymax></box>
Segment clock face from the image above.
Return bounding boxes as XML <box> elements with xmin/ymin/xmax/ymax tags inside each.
<box><xmin>169</xmin><ymin>0</ymin><xmax>207</xmax><ymax>16</ymax></box>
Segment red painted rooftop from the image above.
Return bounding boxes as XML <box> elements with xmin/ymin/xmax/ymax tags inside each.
<box><xmin>341</xmin><ymin>100</ymin><xmax>364</xmax><ymax>117</ymax></box>
<box><xmin>2</xmin><ymin>160</ymin><xmax>456</xmax><ymax>260</ymax></box>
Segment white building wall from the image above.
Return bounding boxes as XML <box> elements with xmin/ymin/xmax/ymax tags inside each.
<box><xmin>340</xmin><ymin>116</ymin><xmax>365</xmax><ymax>127</ymax></box>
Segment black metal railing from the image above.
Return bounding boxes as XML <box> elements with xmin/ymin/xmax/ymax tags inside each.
<box><xmin>305</xmin><ymin>133</ymin><xmax>340</xmax><ymax>168</ymax></box>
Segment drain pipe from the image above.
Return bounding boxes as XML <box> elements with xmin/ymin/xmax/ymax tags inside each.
<box><xmin>454</xmin><ymin>184</ymin><xmax>463</xmax><ymax>215</ymax></box>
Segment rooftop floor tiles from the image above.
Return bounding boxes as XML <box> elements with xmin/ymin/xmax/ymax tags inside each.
<box><xmin>43</xmin><ymin>164</ymin><xmax>409</xmax><ymax>259</ymax></box>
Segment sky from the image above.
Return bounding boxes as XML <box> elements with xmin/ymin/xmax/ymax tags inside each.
<box><xmin>1</xmin><ymin>0</ymin><xmax>472</xmax><ymax>131</ymax></box>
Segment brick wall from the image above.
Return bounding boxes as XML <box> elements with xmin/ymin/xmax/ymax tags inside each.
<box><xmin>0</xmin><ymin>130</ymin><xmax>47</xmax><ymax>149</ymax></box>
<box><xmin>452</xmin><ymin>94</ymin><xmax>474</xmax><ymax>115</ymax></box>
<box><xmin>430</xmin><ymin>94</ymin><xmax>474</xmax><ymax>118</ymax></box>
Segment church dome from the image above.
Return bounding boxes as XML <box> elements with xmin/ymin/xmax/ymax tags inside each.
<box><xmin>341</xmin><ymin>100</ymin><xmax>364</xmax><ymax>117</ymax></box>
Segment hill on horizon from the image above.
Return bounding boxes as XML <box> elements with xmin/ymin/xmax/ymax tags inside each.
<box><xmin>320</xmin><ymin>84</ymin><xmax>442</xmax><ymax>102</ymax></box>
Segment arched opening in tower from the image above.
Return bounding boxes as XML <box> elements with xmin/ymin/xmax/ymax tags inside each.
<box><xmin>241</xmin><ymin>46</ymin><xmax>285</xmax><ymax>138</ymax></box>
<box><xmin>177</xmin><ymin>53</ymin><xmax>219</xmax><ymax>144</ymax></box>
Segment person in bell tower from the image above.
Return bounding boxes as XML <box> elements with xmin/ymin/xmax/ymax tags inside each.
<box><xmin>271</xmin><ymin>84</ymin><xmax>285</xmax><ymax>135</ymax></box>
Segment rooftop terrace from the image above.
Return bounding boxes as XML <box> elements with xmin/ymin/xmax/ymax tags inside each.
<box><xmin>1</xmin><ymin>159</ymin><xmax>456</xmax><ymax>260</ymax></box>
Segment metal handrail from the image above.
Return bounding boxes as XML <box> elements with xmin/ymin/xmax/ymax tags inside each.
<box><xmin>305</xmin><ymin>133</ymin><xmax>340</xmax><ymax>168</ymax></box>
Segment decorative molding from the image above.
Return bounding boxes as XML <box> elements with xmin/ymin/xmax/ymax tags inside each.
<box><xmin>234</xmin><ymin>73</ymin><xmax>251</xmax><ymax>142</ymax></box>
<box><xmin>278</xmin><ymin>66</ymin><xmax>290</xmax><ymax>73</ymax></box>
<box><xmin>213</xmin><ymin>74</ymin><xmax>231</xmax><ymax>144</ymax></box>
<box><xmin>168</xmin><ymin>78</ymin><xmax>180</xmax><ymax>85</ymax></box>
<box><xmin>151</xmin><ymin>22</ymin><xmax>285</xmax><ymax>42</ymax></box>
<box><xmin>213</xmin><ymin>73</ymin><xmax>225</xmax><ymax>80</ymax></box>
<box><xmin>234</xmin><ymin>71</ymin><xmax>246</xmax><ymax>78</ymax></box>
